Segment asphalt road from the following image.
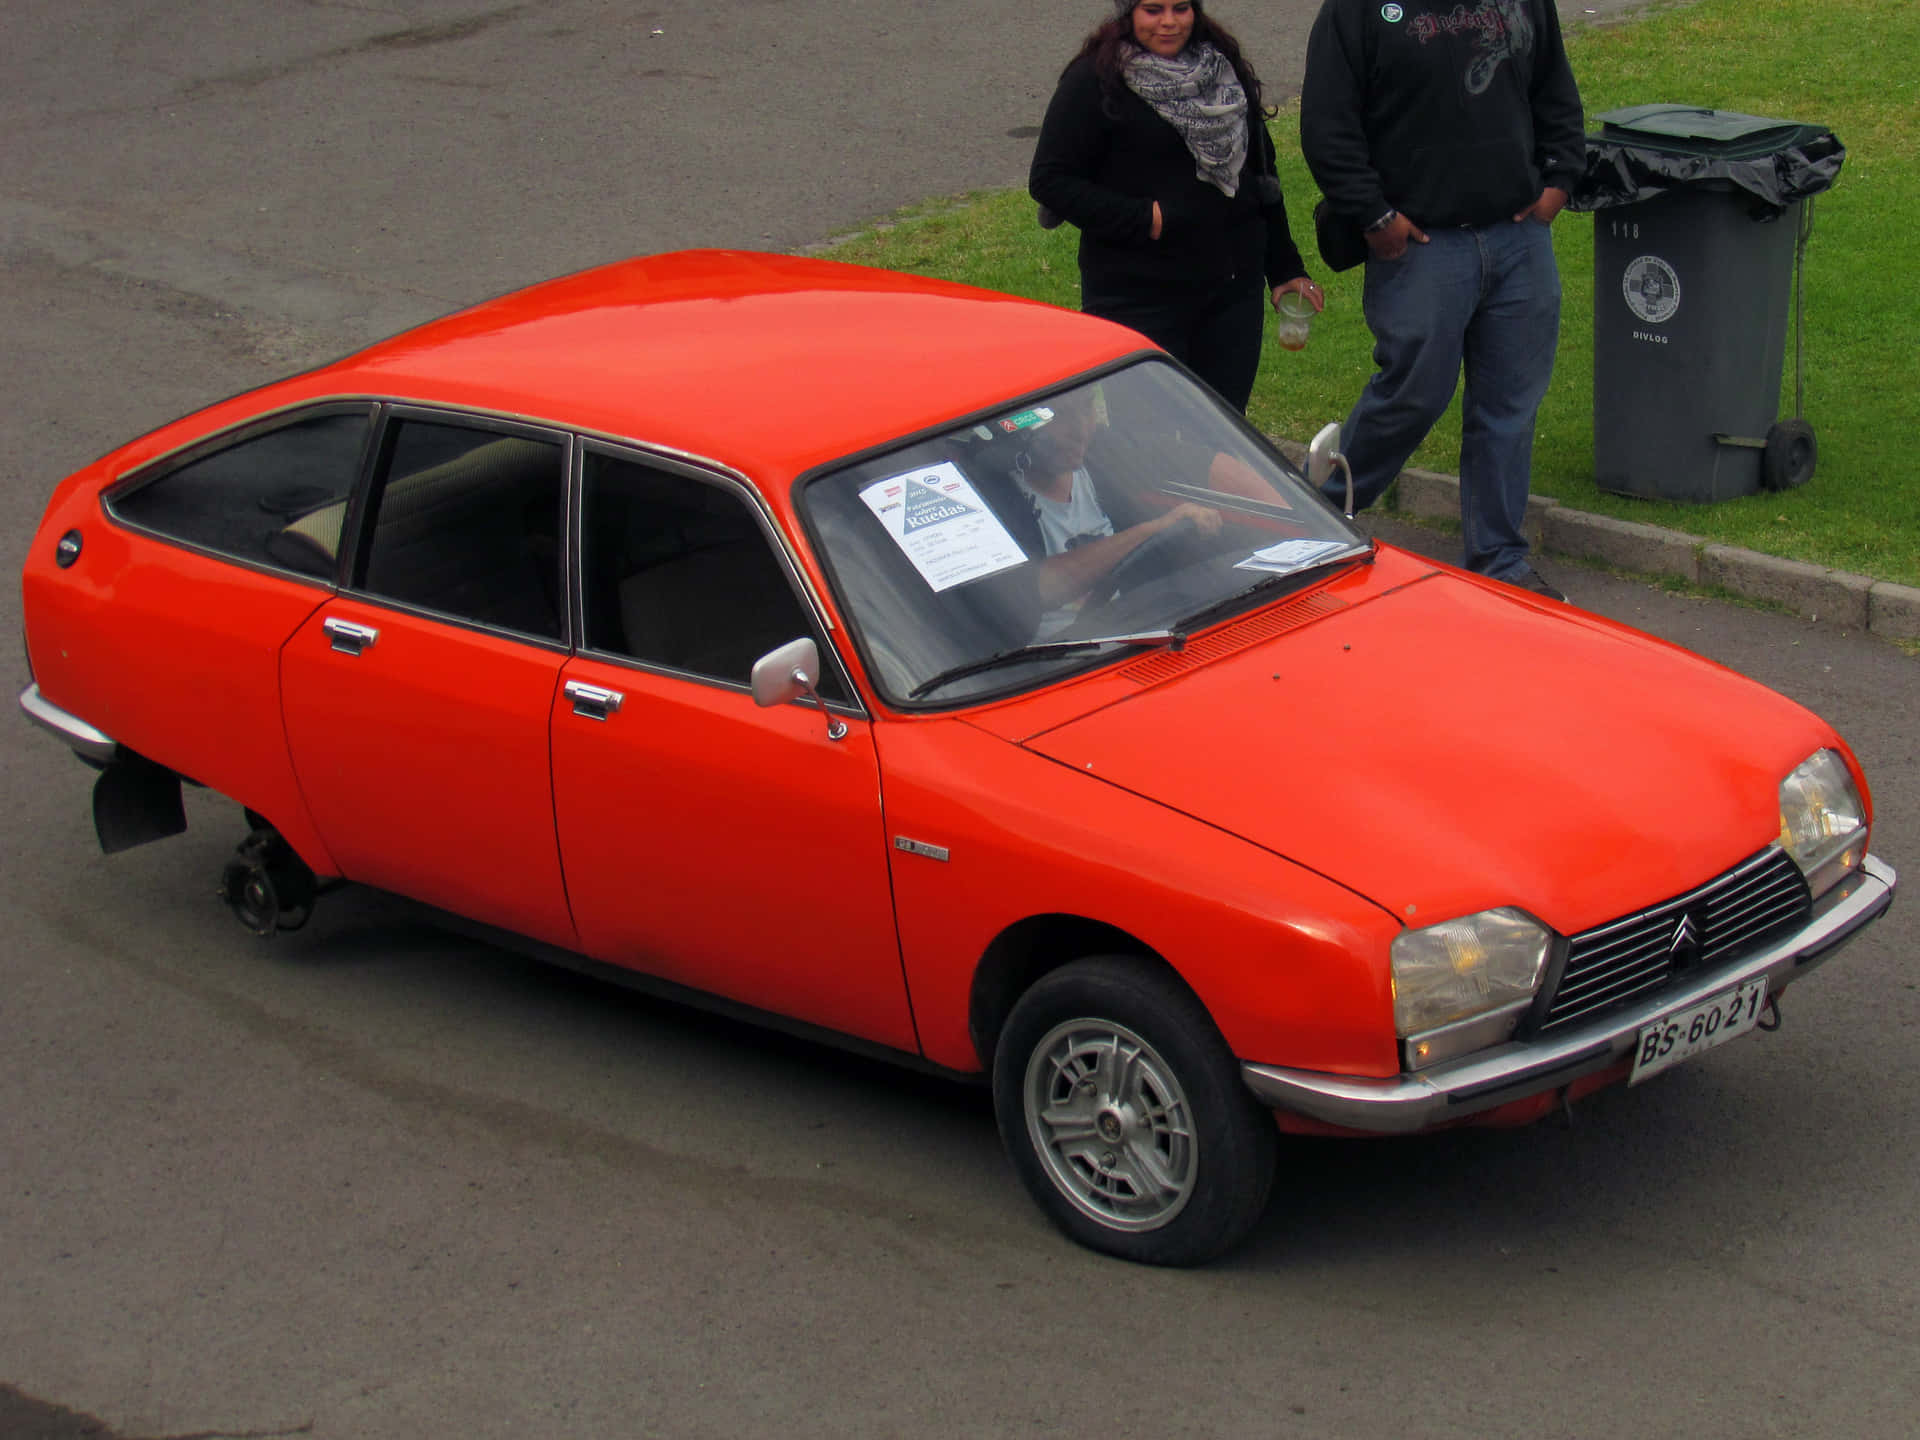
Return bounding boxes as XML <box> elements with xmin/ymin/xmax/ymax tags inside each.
<box><xmin>3</xmin><ymin>3</ymin><xmax>1913</xmax><ymax>1437</ymax></box>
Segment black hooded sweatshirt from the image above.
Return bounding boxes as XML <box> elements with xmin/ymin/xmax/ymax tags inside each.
<box><xmin>1300</xmin><ymin>0</ymin><xmax>1585</xmax><ymax>230</ymax></box>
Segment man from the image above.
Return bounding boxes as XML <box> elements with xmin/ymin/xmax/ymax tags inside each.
<box><xmin>1301</xmin><ymin>0</ymin><xmax>1583</xmax><ymax>599</ymax></box>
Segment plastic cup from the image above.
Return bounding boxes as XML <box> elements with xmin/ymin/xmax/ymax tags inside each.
<box><xmin>1275</xmin><ymin>291</ymin><xmax>1314</xmax><ymax>351</ymax></box>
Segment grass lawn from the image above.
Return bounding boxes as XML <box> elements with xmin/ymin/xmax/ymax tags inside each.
<box><xmin>821</xmin><ymin>0</ymin><xmax>1919</xmax><ymax>587</ymax></box>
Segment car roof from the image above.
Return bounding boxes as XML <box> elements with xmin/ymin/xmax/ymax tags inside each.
<box><xmin>295</xmin><ymin>250</ymin><xmax>1152</xmax><ymax>488</ymax></box>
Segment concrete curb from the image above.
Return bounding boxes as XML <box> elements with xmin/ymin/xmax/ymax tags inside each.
<box><xmin>1385</xmin><ymin>466</ymin><xmax>1920</xmax><ymax>645</ymax></box>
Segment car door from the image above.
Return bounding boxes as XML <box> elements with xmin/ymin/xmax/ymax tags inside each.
<box><xmin>279</xmin><ymin>411</ymin><xmax>579</xmax><ymax>949</ymax></box>
<box><xmin>69</xmin><ymin>406</ymin><xmax>376</xmax><ymax>863</ymax></box>
<box><xmin>550</xmin><ymin>446</ymin><xmax>917</xmax><ymax>1052</ymax></box>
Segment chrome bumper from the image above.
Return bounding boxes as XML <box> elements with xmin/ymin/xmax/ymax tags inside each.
<box><xmin>1242</xmin><ymin>854</ymin><xmax>1897</xmax><ymax>1134</ymax></box>
<box><xmin>18</xmin><ymin>683</ymin><xmax>119</xmax><ymax>765</ymax></box>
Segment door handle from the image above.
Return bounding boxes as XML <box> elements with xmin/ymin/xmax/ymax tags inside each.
<box><xmin>322</xmin><ymin>617</ymin><xmax>380</xmax><ymax>655</ymax></box>
<box><xmin>564</xmin><ymin>679</ymin><xmax>624</xmax><ymax>721</ymax></box>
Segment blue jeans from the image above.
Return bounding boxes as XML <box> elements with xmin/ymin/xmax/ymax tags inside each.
<box><xmin>1326</xmin><ymin>221</ymin><xmax>1561</xmax><ymax>580</ymax></box>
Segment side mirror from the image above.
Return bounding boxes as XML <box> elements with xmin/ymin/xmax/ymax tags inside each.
<box><xmin>1307</xmin><ymin>421</ymin><xmax>1341</xmax><ymax>492</ymax></box>
<box><xmin>1307</xmin><ymin>421</ymin><xmax>1354</xmax><ymax>519</ymax></box>
<box><xmin>750</xmin><ymin>637</ymin><xmax>848</xmax><ymax>741</ymax></box>
<box><xmin>751</xmin><ymin>637</ymin><xmax>817</xmax><ymax>708</ymax></box>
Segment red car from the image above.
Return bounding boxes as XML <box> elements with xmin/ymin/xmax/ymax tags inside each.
<box><xmin>18</xmin><ymin>251</ymin><xmax>1895</xmax><ymax>1264</ymax></box>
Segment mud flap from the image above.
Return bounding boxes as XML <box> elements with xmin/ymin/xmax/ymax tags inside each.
<box><xmin>92</xmin><ymin>751</ymin><xmax>186</xmax><ymax>854</ymax></box>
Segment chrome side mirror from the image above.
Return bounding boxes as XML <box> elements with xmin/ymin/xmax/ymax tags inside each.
<box><xmin>1307</xmin><ymin>422</ymin><xmax>1340</xmax><ymax>490</ymax></box>
<box><xmin>750</xmin><ymin>637</ymin><xmax>848</xmax><ymax>741</ymax></box>
<box><xmin>1307</xmin><ymin>421</ymin><xmax>1355</xmax><ymax>520</ymax></box>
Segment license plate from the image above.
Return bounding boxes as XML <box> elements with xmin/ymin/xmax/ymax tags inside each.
<box><xmin>1629</xmin><ymin>978</ymin><xmax>1769</xmax><ymax>1085</ymax></box>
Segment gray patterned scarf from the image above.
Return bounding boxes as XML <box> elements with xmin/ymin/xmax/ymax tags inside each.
<box><xmin>1122</xmin><ymin>42</ymin><xmax>1248</xmax><ymax>197</ymax></box>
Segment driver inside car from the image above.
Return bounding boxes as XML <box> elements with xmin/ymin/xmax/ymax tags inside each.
<box><xmin>972</xmin><ymin>391</ymin><xmax>1288</xmax><ymax>638</ymax></box>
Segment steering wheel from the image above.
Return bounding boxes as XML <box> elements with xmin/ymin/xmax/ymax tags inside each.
<box><xmin>1073</xmin><ymin>515</ymin><xmax>1196</xmax><ymax>633</ymax></box>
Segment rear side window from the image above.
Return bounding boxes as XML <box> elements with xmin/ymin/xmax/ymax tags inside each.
<box><xmin>354</xmin><ymin>418</ymin><xmax>567</xmax><ymax>641</ymax></box>
<box><xmin>110</xmin><ymin>409</ymin><xmax>372</xmax><ymax>579</ymax></box>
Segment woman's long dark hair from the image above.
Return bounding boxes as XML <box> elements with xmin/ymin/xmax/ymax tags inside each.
<box><xmin>1068</xmin><ymin>2</ymin><xmax>1271</xmax><ymax>116</ymax></box>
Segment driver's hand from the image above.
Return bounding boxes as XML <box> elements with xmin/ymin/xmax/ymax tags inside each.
<box><xmin>1165</xmin><ymin>502</ymin><xmax>1223</xmax><ymax>537</ymax></box>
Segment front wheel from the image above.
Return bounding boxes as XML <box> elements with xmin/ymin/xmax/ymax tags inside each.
<box><xmin>992</xmin><ymin>958</ymin><xmax>1277</xmax><ymax>1265</ymax></box>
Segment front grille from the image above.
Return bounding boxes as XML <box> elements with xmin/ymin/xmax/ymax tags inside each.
<box><xmin>1539</xmin><ymin>847</ymin><xmax>1810</xmax><ymax>1031</ymax></box>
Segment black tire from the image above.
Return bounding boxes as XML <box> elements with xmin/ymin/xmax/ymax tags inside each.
<box><xmin>991</xmin><ymin>957</ymin><xmax>1277</xmax><ymax>1265</ymax></box>
<box><xmin>1761</xmin><ymin>419</ymin><xmax>1817</xmax><ymax>491</ymax></box>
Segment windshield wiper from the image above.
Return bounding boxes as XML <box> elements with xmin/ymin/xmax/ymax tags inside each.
<box><xmin>907</xmin><ymin>630</ymin><xmax>1186</xmax><ymax>700</ymax></box>
<box><xmin>1171</xmin><ymin>541</ymin><xmax>1374</xmax><ymax>634</ymax></box>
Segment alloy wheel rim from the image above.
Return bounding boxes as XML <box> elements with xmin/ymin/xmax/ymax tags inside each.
<box><xmin>1023</xmin><ymin>1018</ymin><xmax>1197</xmax><ymax>1231</ymax></box>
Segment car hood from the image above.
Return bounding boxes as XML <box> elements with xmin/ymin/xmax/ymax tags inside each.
<box><xmin>1014</xmin><ymin>569</ymin><xmax>1834</xmax><ymax>935</ymax></box>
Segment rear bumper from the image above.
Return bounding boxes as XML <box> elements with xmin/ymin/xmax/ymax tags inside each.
<box><xmin>1241</xmin><ymin>854</ymin><xmax>1896</xmax><ymax>1134</ymax></box>
<box><xmin>18</xmin><ymin>683</ymin><xmax>118</xmax><ymax>765</ymax></box>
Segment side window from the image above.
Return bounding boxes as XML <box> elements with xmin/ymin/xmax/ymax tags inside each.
<box><xmin>110</xmin><ymin>409</ymin><xmax>371</xmax><ymax>579</ymax></box>
<box><xmin>581</xmin><ymin>452</ymin><xmax>845</xmax><ymax>700</ymax></box>
<box><xmin>356</xmin><ymin>419</ymin><xmax>566</xmax><ymax>641</ymax></box>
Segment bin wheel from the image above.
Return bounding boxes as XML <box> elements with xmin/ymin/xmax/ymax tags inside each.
<box><xmin>1762</xmin><ymin>419</ymin><xmax>1817</xmax><ymax>491</ymax></box>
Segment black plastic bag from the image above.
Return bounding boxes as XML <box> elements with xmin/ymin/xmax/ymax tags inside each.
<box><xmin>1569</xmin><ymin>106</ymin><xmax>1845</xmax><ymax>218</ymax></box>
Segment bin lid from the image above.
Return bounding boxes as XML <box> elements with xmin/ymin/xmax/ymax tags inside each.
<box><xmin>1571</xmin><ymin>105</ymin><xmax>1845</xmax><ymax>213</ymax></box>
<box><xmin>1596</xmin><ymin>105</ymin><xmax>1824</xmax><ymax>159</ymax></box>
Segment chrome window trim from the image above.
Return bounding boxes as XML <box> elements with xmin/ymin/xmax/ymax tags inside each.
<box><xmin>90</xmin><ymin>393</ymin><xmax>860</xmax><ymax>695</ymax></box>
<box><xmin>100</xmin><ymin>398</ymin><xmax>380</xmax><ymax>506</ymax></box>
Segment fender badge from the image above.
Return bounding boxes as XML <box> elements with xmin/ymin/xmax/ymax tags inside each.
<box><xmin>1381</xmin><ymin>4</ymin><xmax>1404</xmax><ymax>21</ymax></box>
<box><xmin>893</xmin><ymin>837</ymin><xmax>950</xmax><ymax>863</ymax></box>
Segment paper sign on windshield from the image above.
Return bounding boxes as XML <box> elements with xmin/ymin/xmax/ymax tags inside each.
<box><xmin>860</xmin><ymin>462</ymin><xmax>1027</xmax><ymax>592</ymax></box>
<box><xmin>1234</xmin><ymin>538</ymin><xmax>1351</xmax><ymax>574</ymax></box>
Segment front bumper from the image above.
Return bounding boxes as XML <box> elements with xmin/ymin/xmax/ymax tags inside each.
<box><xmin>1241</xmin><ymin>853</ymin><xmax>1896</xmax><ymax>1134</ymax></box>
<box><xmin>19</xmin><ymin>683</ymin><xmax>118</xmax><ymax>765</ymax></box>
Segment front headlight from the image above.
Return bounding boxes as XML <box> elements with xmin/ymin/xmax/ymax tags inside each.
<box><xmin>1391</xmin><ymin>908</ymin><xmax>1551</xmax><ymax>1068</ymax></box>
<box><xmin>1779</xmin><ymin>749</ymin><xmax>1868</xmax><ymax>899</ymax></box>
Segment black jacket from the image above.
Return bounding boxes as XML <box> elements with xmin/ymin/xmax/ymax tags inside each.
<box><xmin>1030</xmin><ymin>54</ymin><xmax>1308</xmax><ymax>302</ymax></box>
<box><xmin>1300</xmin><ymin>0</ymin><xmax>1585</xmax><ymax>229</ymax></box>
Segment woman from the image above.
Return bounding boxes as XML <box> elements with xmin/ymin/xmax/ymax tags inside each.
<box><xmin>1030</xmin><ymin>0</ymin><xmax>1322</xmax><ymax>413</ymax></box>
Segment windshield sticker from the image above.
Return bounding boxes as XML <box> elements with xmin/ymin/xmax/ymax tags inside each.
<box><xmin>1234</xmin><ymin>538</ymin><xmax>1352</xmax><ymax>574</ymax></box>
<box><xmin>994</xmin><ymin>406</ymin><xmax>1055</xmax><ymax>435</ymax></box>
<box><xmin>860</xmin><ymin>462</ymin><xmax>1027</xmax><ymax>592</ymax></box>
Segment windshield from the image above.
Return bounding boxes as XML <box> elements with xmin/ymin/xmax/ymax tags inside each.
<box><xmin>800</xmin><ymin>359</ymin><xmax>1367</xmax><ymax>706</ymax></box>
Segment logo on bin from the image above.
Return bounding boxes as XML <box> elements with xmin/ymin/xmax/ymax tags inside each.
<box><xmin>1623</xmin><ymin>255</ymin><xmax>1681</xmax><ymax>325</ymax></box>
